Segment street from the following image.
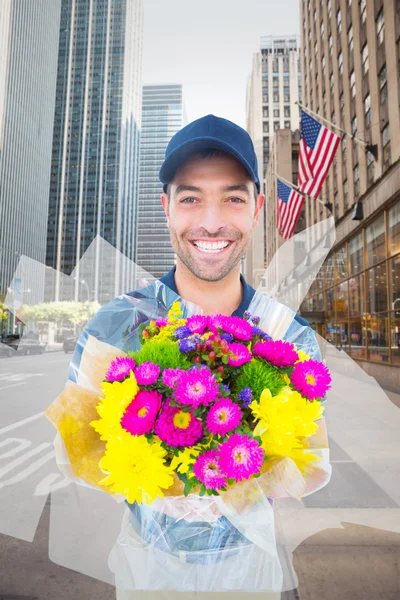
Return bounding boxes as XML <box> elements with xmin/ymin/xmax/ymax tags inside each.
<box><xmin>0</xmin><ymin>351</ymin><xmax>399</xmax><ymax>600</ymax></box>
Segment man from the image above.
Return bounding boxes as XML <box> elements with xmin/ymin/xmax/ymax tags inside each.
<box><xmin>67</xmin><ymin>115</ymin><xmax>327</xmax><ymax>599</ymax></box>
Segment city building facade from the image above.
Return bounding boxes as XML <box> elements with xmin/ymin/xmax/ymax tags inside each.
<box><xmin>245</xmin><ymin>35</ymin><xmax>302</xmax><ymax>286</ymax></box>
<box><xmin>0</xmin><ymin>0</ymin><xmax>61</xmax><ymax>331</ymax></box>
<box><xmin>46</xmin><ymin>0</ymin><xmax>143</xmax><ymax>303</ymax></box>
<box><xmin>299</xmin><ymin>0</ymin><xmax>400</xmax><ymax>389</ymax></box>
<box><xmin>136</xmin><ymin>84</ymin><xmax>186</xmax><ymax>278</ymax></box>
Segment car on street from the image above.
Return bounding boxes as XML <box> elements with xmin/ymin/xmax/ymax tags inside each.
<box><xmin>63</xmin><ymin>336</ymin><xmax>77</xmax><ymax>353</ymax></box>
<box><xmin>17</xmin><ymin>339</ymin><xmax>46</xmax><ymax>355</ymax></box>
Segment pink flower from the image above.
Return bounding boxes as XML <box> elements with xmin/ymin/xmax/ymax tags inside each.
<box><xmin>206</xmin><ymin>399</ymin><xmax>243</xmax><ymax>436</ymax></box>
<box><xmin>208</xmin><ymin>314</ymin><xmax>226</xmax><ymax>333</ymax></box>
<box><xmin>193</xmin><ymin>450</ymin><xmax>227</xmax><ymax>491</ymax></box>
<box><xmin>219</xmin><ymin>316</ymin><xmax>253</xmax><ymax>341</ymax></box>
<box><xmin>219</xmin><ymin>433</ymin><xmax>264</xmax><ymax>482</ymax></box>
<box><xmin>105</xmin><ymin>356</ymin><xmax>136</xmax><ymax>382</ymax></box>
<box><xmin>186</xmin><ymin>315</ymin><xmax>209</xmax><ymax>334</ymax></box>
<box><xmin>121</xmin><ymin>389</ymin><xmax>162</xmax><ymax>436</ymax></box>
<box><xmin>134</xmin><ymin>361</ymin><xmax>160</xmax><ymax>385</ymax></box>
<box><xmin>252</xmin><ymin>340</ymin><xmax>299</xmax><ymax>368</ymax></box>
<box><xmin>174</xmin><ymin>366</ymin><xmax>220</xmax><ymax>408</ymax></box>
<box><xmin>162</xmin><ymin>368</ymin><xmax>184</xmax><ymax>389</ymax></box>
<box><xmin>155</xmin><ymin>318</ymin><xmax>168</xmax><ymax>327</ymax></box>
<box><xmin>154</xmin><ymin>402</ymin><xmax>204</xmax><ymax>448</ymax></box>
<box><xmin>290</xmin><ymin>359</ymin><xmax>332</xmax><ymax>400</ymax></box>
<box><xmin>227</xmin><ymin>342</ymin><xmax>252</xmax><ymax>367</ymax></box>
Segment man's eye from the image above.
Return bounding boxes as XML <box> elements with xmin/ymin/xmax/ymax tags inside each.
<box><xmin>180</xmin><ymin>197</ymin><xmax>197</xmax><ymax>204</ymax></box>
<box><xmin>228</xmin><ymin>197</ymin><xmax>245</xmax><ymax>203</ymax></box>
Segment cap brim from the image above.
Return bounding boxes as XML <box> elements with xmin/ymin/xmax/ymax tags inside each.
<box><xmin>159</xmin><ymin>137</ymin><xmax>260</xmax><ymax>193</ymax></box>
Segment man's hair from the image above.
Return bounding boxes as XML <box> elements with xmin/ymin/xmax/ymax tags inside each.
<box><xmin>166</xmin><ymin>148</ymin><xmax>258</xmax><ymax>202</ymax></box>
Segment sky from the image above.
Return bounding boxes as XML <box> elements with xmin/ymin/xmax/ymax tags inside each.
<box><xmin>142</xmin><ymin>0</ymin><xmax>300</xmax><ymax>128</ymax></box>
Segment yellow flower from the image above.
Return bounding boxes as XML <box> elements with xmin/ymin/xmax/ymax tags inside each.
<box><xmin>296</xmin><ymin>349</ymin><xmax>311</xmax><ymax>363</ymax></box>
<box><xmin>168</xmin><ymin>301</ymin><xmax>183</xmax><ymax>320</ymax></box>
<box><xmin>90</xmin><ymin>372</ymin><xmax>139</xmax><ymax>441</ymax></box>
<box><xmin>170</xmin><ymin>446</ymin><xmax>200</xmax><ymax>475</ymax></box>
<box><xmin>99</xmin><ymin>434</ymin><xmax>174</xmax><ymax>504</ymax></box>
<box><xmin>250</xmin><ymin>386</ymin><xmax>324</xmax><ymax>461</ymax></box>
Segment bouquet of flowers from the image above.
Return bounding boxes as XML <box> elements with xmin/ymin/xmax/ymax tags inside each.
<box><xmin>83</xmin><ymin>301</ymin><xmax>331</xmax><ymax>505</ymax></box>
<box><xmin>45</xmin><ymin>291</ymin><xmax>332</xmax><ymax>592</ymax></box>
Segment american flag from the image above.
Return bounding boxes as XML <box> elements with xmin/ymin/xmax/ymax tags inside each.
<box><xmin>276</xmin><ymin>178</ymin><xmax>305</xmax><ymax>239</ymax></box>
<box><xmin>298</xmin><ymin>110</ymin><xmax>341</xmax><ymax>198</ymax></box>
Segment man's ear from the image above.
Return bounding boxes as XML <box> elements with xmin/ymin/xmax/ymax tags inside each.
<box><xmin>253</xmin><ymin>194</ymin><xmax>265</xmax><ymax>226</ymax></box>
<box><xmin>161</xmin><ymin>193</ymin><xmax>170</xmax><ymax>227</ymax></box>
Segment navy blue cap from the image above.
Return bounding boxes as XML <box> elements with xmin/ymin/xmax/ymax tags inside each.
<box><xmin>159</xmin><ymin>114</ymin><xmax>260</xmax><ymax>193</ymax></box>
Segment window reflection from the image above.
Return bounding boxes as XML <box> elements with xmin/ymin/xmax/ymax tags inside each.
<box><xmin>349</xmin><ymin>274</ymin><xmax>364</xmax><ymax>316</ymax></box>
<box><xmin>349</xmin><ymin>233</ymin><xmax>364</xmax><ymax>274</ymax></box>
<box><xmin>365</xmin><ymin>315</ymin><xmax>389</xmax><ymax>362</ymax></box>
<box><xmin>366</xmin><ymin>214</ymin><xmax>386</xmax><ymax>267</ymax></box>
<box><xmin>335</xmin><ymin>281</ymin><xmax>348</xmax><ymax>318</ymax></box>
<box><xmin>389</xmin><ymin>203</ymin><xmax>400</xmax><ymax>256</ymax></box>
<box><xmin>367</xmin><ymin>264</ymin><xmax>387</xmax><ymax>315</ymax></box>
<box><xmin>350</xmin><ymin>320</ymin><xmax>367</xmax><ymax>359</ymax></box>
<box><xmin>335</xmin><ymin>245</ymin><xmax>348</xmax><ymax>281</ymax></box>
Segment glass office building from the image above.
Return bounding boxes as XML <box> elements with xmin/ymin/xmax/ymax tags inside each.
<box><xmin>136</xmin><ymin>84</ymin><xmax>186</xmax><ymax>278</ymax></box>
<box><xmin>46</xmin><ymin>0</ymin><xmax>143</xmax><ymax>302</ymax></box>
<box><xmin>0</xmin><ymin>0</ymin><xmax>60</xmax><ymax>311</ymax></box>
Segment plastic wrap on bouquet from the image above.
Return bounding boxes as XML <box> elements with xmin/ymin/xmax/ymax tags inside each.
<box><xmin>45</xmin><ymin>280</ymin><xmax>331</xmax><ymax>593</ymax></box>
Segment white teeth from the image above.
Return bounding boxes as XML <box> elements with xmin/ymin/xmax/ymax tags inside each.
<box><xmin>192</xmin><ymin>241</ymin><xmax>230</xmax><ymax>253</ymax></box>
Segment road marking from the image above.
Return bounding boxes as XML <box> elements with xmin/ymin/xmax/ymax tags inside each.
<box><xmin>0</xmin><ymin>411</ymin><xmax>43</xmax><ymax>436</ymax></box>
<box><xmin>0</xmin><ymin>381</ymin><xmax>27</xmax><ymax>391</ymax></box>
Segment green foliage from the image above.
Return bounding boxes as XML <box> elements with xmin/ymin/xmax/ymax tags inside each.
<box><xmin>129</xmin><ymin>340</ymin><xmax>191</xmax><ymax>371</ymax></box>
<box><xmin>235</xmin><ymin>358</ymin><xmax>285</xmax><ymax>400</ymax></box>
<box><xmin>0</xmin><ymin>303</ymin><xmax>8</xmax><ymax>322</ymax></box>
<box><xmin>18</xmin><ymin>301</ymin><xmax>100</xmax><ymax>328</ymax></box>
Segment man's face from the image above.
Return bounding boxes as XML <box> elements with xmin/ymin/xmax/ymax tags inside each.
<box><xmin>161</xmin><ymin>154</ymin><xmax>264</xmax><ymax>282</ymax></box>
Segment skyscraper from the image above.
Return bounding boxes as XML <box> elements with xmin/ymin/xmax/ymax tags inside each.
<box><xmin>0</xmin><ymin>0</ymin><xmax>61</xmax><ymax>309</ymax></box>
<box><xmin>245</xmin><ymin>34</ymin><xmax>301</xmax><ymax>285</ymax></box>
<box><xmin>136</xmin><ymin>84</ymin><xmax>186</xmax><ymax>278</ymax></box>
<box><xmin>300</xmin><ymin>0</ymin><xmax>400</xmax><ymax>389</ymax></box>
<box><xmin>46</xmin><ymin>0</ymin><xmax>143</xmax><ymax>302</ymax></box>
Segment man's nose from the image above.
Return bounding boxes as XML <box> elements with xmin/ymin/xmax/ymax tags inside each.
<box><xmin>197</xmin><ymin>204</ymin><xmax>227</xmax><ymax>235</ymax></box>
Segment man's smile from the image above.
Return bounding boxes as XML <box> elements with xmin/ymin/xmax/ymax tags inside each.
<box><xmin>189</xmin><ymin>240</ymin><xmax>234</xmax><ymax>254</ymax></box>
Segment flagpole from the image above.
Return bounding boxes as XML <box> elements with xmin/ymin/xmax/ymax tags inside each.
<box><xmin>274</xmin><ymin>173</ymin><xmax>327</xmax><ymax>207</ymax></box>
<box><xmin>295</xmin><ymin>101</ymin><xmax>378</xmax><ymax>159</ymax></box>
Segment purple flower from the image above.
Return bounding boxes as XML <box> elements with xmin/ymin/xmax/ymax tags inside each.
<box><xmin>243</xmin><ymin>311</ymin><xmax>251</xmax><ymax>320</ymax></box>
<box><xmin>221</xmin><ymin>384</ymin><xmax>231</xmax><ymax>395</ymax></box>
<box><xmin>251</xmin><ymin>315</ymin><xmax>261</xmax><ymax>325</ymax></box>
<box><xmin>178</xmin><ymin>338</ymin><xmax>198</xmax><ymax>353</ymax></box>
<box><xmin>134</xmin><ymin>361</ymin><xmax>160</xmax><ymax>385</ymax></box>
<box><xmin>251</xmin><ymin>326</ymin><xmax>272</xmax><ymax>341</ymax></box>
<box><xmin>220</xmin><ymin>333</ymin><xmax>233</xmax><ymax>343</ymax></box>
<box><xmin>238</xmin><ymin>387</ymin><xmax>253</xmax><ymax>408</ymax></box>
<box><xmin>173</xmin><ymin>326</ymin><xmax>192</xmax><ymax>339</ymax></box>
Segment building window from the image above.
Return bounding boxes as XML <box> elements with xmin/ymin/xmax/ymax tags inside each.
<box><xmin>349</xmin><ymin>274</ymin><xmax>364</xmax><ymax>317</ymax></box>
<box><xmin>320</xmin><ymin>21</ymin><xmax>325</xmax><ymax>40</ymax></box>
<box><xmin>313</xmin><ymin>9</ymin><xmax>317</xmax><ymax>24</ymax></box>
<box><xmin>367</xmin><ymin>264</ymin><xmax>389</xmax><ymax>362</ymax></box>
<box><xmin>364</xmin><ymin>93</ymin><xmax>371</xmax><ymax>126</ymax></box>
<box><xmin>382</xmin><ymin>124</ymin><xmax>391</xmax><ymax>167</ymax></box>
<box><xmin>337</xmin><ymin>9</ymin><xmax>342</xmax><ymax>33</ymax></box>
<box><xmin>354</xmin><ymin>163</ymin><xmax>360</xmax><ymax>196</ymax></box>
<box><xmin>330</xmin><ymin>71</ymin><xmax>334</xmax><ymax>89</ymax></box>
<box><xmin>388</xmin><ymin>201</ymin><xmax>400</xmax><ymax>256</ymax></box>
<box><xmin>343</xmin><ymin>178</ymin><xmax>349</xmax><ymax>210</ymax></box>
<box><xmin>263</xmin><ymin>122</ymin><xmax>269</xmax><ymax>132</ymax></box>
<box><xmin>273</xmin><ymin>92</ymin><xmax>279</xmax><ymax>102</ymax></box>
<box><xmin>340</xmin><ymin>92</ymin><xmax>345</xmax><ymax>123</ymax></box>
<box><xmin>349</xmin><ymin>233</ymin><xmax>364</xmax><ymax>275</ymax></box>
<box><xmin>390</xmin><ymin>253</ymin><xmax>400</xmax><ymax>366</ymax></box>
<box><xmin>342</xmin><ymin>136</ymin><xmax>347</xmax><ymax>163</ymax></box>
<box><xmin>366</xmin><ymin>214</ymin><xmax>386</xmax><ymax>267</ymax></box>
<box><xmin>263</xmin><ymin>107</ymin><xmax>269</xmax><ymax>118</ymax></box>
<box><xmin>360</xmin><ymin>0</ymin><xmax>367</xmax><ymax>24</ymax></box>
<box><xmin>367</xmin><ymin>150</ymin><xmax>375</xmax><ymax>185</ymax></box>
<box><xmin>379</xmin><ymin>65</ymin><xmax>388</xmax><ymax>102</ymax></box>
<box><xmin>273</xmin><ymin>121</ymin><xmax>280</xmax><ymax>131</ymax></box>
<box><xmin>322</xmin><ymin>54</ymin><xmax>326</xmax><ymax>73</ymax></box>
<box><xmin>362</xmin><ymin>44</ymin><xmax>369</xmax><ymax>75</ymax></box>
<box><xmin>348</xmin><ymin>25</ymin><xmax>354</xmax><ymax>53</ymax></box>
<box><xmin>376</xmin><ymin>8</ymin><xmax>384</xmax><ymax>46</ymax></box>
<box><xmin>338</xmin><ymin>52</ymin><xmax>343</xmax><ymax>74</ymax></box>
<box><xmin>284</xmin><ymin>106</ymin><xmax>290</xmax><ymax>117</ymax></box>
<box><xmin>350</xmin><ymin>70</ymin><xmax>356</xmax><ymax>97</ymax></box>
<box><xmin>284</xmin><ymin>120</ymin><xmax>291</xmax><ymax>128</ymax></box>
<box><xmin>328</xmin><ymin>34</ymin><xmax>333</xmax><ymax>55</ymax></box>
<box><xmin>328</xmin><ymin>0</ymin><xmax>332</xmax><ymax>17</ymax></box>
<box><xmin>273</xmin><ymin>108</ymin><xmax>280</xmax><ymax>118</ymax></box>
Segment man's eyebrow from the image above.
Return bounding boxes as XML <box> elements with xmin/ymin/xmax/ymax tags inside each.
<box><xmin>173</xmin><ymin>184</ymin><xmax>251</xmax><ymax>196</ymax></box>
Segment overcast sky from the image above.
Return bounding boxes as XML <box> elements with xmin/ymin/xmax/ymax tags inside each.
<box><xmin>142</xmin><ymin>0</ymin><xmax>300</xmax><ymax>128</ymax></box>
